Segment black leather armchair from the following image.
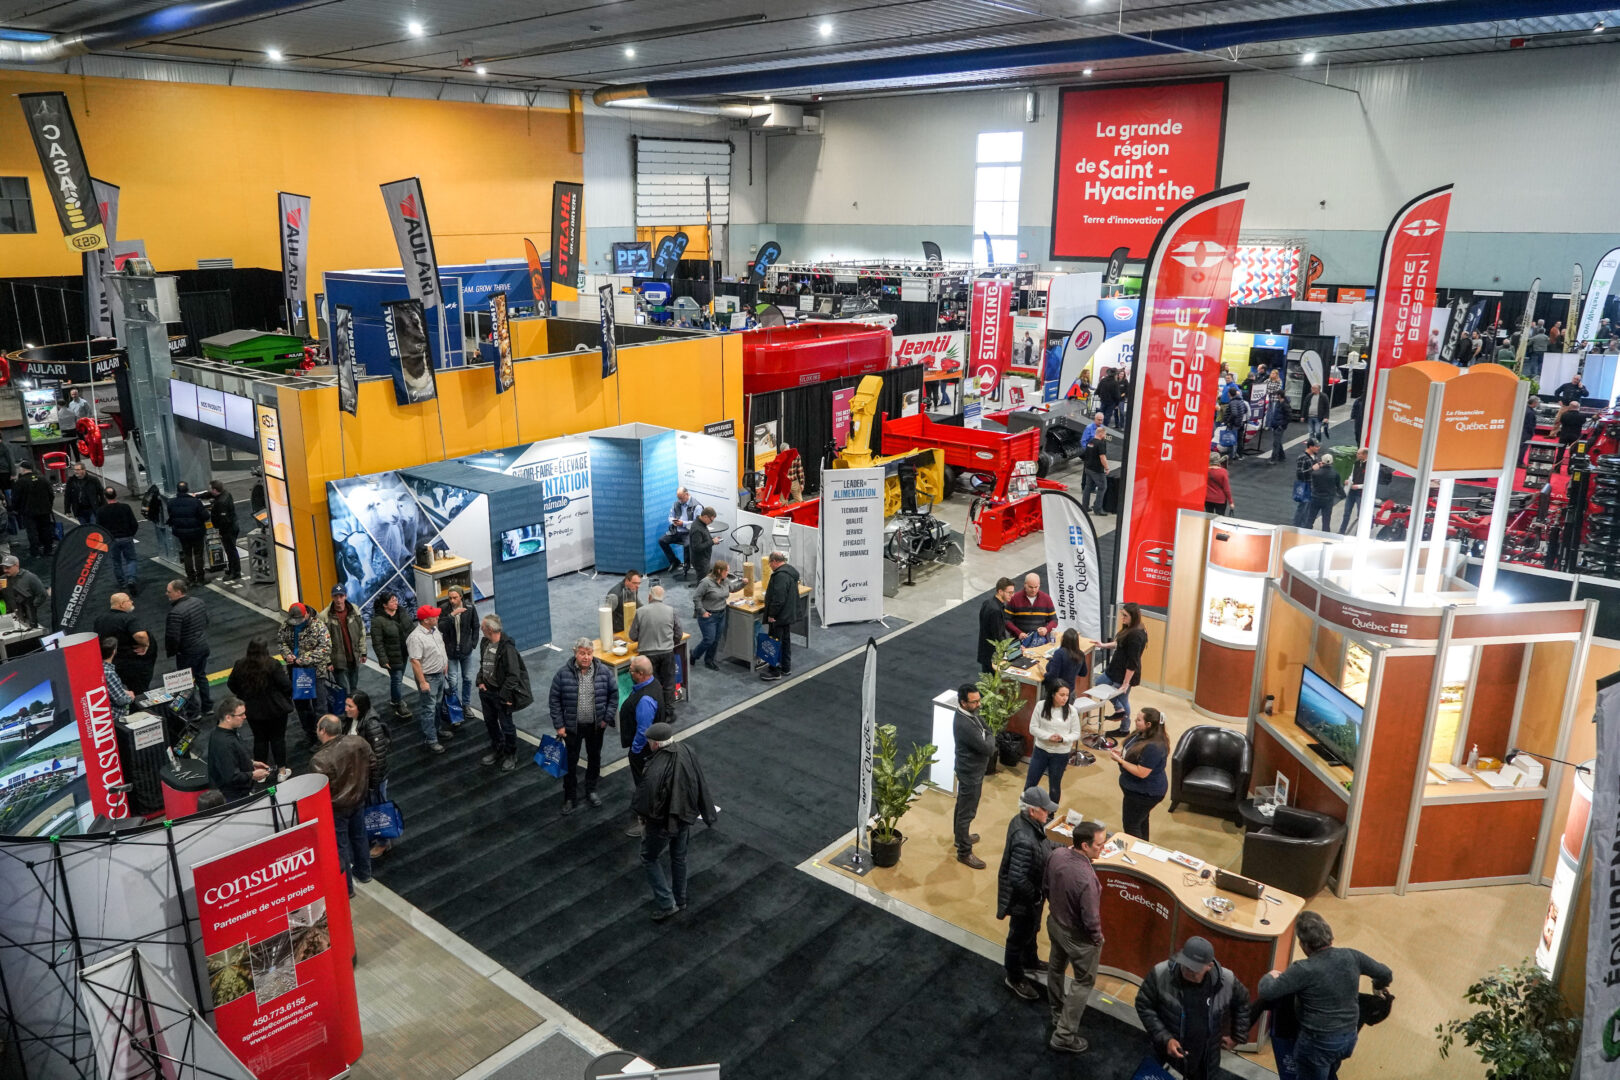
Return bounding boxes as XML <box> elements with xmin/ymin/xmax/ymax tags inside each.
<box><xmin>1169</xmin><ymin>725</ymin><xmax>1252</xmax><ymax>822</ymax></box>
<box><xmin>1241</xmin><ymin>806</ymin><xmax>1347</xmax><ymax>898</ymax></box>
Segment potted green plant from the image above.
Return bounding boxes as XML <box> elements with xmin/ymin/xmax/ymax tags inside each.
<box><xmin>976</xmin><ymin>637</ymin><xmax>1026</xmax><ymax>769</ymax></box>
<box><xmin>1436</xmin><ymin>959</ymin><xmax>1580</xmax><ymax>1080</ymax></box>
<box><xmin>868</xmin><ymin>723</ymin><xmax>937</xmax><ymax>868</ymax></box>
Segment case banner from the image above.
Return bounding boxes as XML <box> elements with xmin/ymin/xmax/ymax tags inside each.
<box><xmin>1117</xmin><ymin>184</ymin><xmax>1248</xmax><ymax>607</ymax></box>
<box><xmin>17</xmin><ymin>92</ymin><xmax>106</xmax><ymax>252</ymax></box>
<box><xmin>1105</xmin><ymin>245</ymin><xmax>1130</xmax><ymax>286</ymax></box>
<box><xmin>192</xmin><ymin>813</ymin><xmax>361</xmax><ymax>1080</ymax></box>
<box><xmin>1362</xmin><ymin>185</ymin><xmax>1453</xmax><ymax>446</ymax></box>
<box><xmin>970</xmin><ymin>279</ymin><xmax>1013</xmax><ymax>395</ymax></box>
<box><xmin>551</xmin><ymin>182</ymin><xmax>584</xmax><ymax>290</ymax></box>
<box><xmin>333</xmin><ymin>304</ymin><xmax>358</xmax><ymax>416</ymax></box>
<box><xmin>922</xmin><ymin>240</ymin><xmax>943</xmax><ymax>267</ymax></box>
<box><xmin>278</xmin><ymin>192</ymin><xmax>311</xmax><ymax>309</ymax></box>
<box><xmin>383</xmin><ymin>299</ymin><xmax>437</xmax><ymax>405</ymax></box>
<box><xmin>379</xmin><ymin>177</ymin><xmax>443</xmax><ymax>310</ymax></box>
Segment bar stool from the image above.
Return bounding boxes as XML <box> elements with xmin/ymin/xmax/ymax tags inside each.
<box><xmin>40</xmin><ymin>450</ymin><xmax>70</xmax><ymax>490</ymax></box>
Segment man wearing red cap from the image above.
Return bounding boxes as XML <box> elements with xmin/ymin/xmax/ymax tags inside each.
<box><xmin>407</xmin><ymin>604</ymin><xmax>454</xmax><ymax>753</ymax></box>
<box><xmin>280</xmin><ymin>602</ymin><xmax>331</xmax><ymax>748</ymax></box>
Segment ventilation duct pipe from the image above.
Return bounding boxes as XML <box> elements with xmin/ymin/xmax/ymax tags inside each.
<box><xmin>0</xmin><ymin>0</ymin><xmax>316</xmax><ymax>64</ymax></box>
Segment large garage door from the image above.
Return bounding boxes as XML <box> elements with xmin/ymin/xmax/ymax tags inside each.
<box><xmin>635</xmin><ymin>138</ymin><xmax>731</xmax><ymax>226</ymax></box>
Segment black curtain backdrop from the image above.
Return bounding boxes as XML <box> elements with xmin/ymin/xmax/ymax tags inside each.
<box><xmin>745</xmin><ymin>363</ymin><xmax>925</xmax><ymax>493</ymax></box>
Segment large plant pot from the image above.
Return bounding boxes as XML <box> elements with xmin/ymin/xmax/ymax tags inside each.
<box><xmin>996</xmin><ymin>731</ymin><xmax>1024</xmax><ymax>767</ymax></box>
<box><xmin>985</xmin><ymin>753</ymin><xmax>999</xmax><ymax>776</ymax></box>
<box><xmin>871</xmin><ymin>830</ymin><xmax>904</xmax><ymax>868</ymax></box>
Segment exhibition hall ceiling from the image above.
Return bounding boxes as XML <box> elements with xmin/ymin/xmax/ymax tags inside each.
<box><xmin>1</xmin><ymin>0</ymin><xmax>1618</xmax><ymax>96</ymax></box>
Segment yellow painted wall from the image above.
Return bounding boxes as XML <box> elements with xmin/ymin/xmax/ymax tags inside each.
<box><xmin>277</xmin><ymin>336</ymin><xmax>744</xmax><ymax>602</ymax></box>
<box><xmin>0</xmin><ymin>70</ymin><xmax>580</xmax><ymax>316</ymax></box>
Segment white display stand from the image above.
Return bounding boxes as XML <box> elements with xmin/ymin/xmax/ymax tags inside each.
<box><xmin>930</xmin><ymin>688</ymin><xmax>960</xmax><ymax>791</ymax></box>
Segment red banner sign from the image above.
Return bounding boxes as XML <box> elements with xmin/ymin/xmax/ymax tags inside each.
<box><xmin>970</xmin><ymin>279</ymin><xmax>1012</xmax><ymax>395</ymax></box>
<box><xmin>1118</xmin><ymin>185</ymin><xmax>1248</xmax><ymax>607</ymax></box>
<box><xmin>1362</xmin><ymin>186</ymin><xmax>1453</xmax><ymax>447</ymax></box>
<box><xmin>1051</xmin><ymin>79</ymin><xmax>1228</xmax><ymax>261</ymax></box>
<box><xmin>192</xmin><ymin>798</ymin><xmax>361</xmax><ymax>1080</ymax></box>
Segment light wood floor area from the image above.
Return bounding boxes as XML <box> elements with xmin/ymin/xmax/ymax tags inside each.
<box><xmin>827</xmin><ymin>683</ymin><xmax>1552</xmax><ymax>1078</ymax></box>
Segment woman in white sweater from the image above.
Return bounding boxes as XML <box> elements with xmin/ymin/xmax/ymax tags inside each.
<box><xmin>1025</xmin><ymin>680</ymin><xmax>1081</xmax><ymax>805</ymax></box>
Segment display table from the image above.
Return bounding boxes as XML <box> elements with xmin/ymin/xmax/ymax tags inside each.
<box><xmin>720</xmin><ymin>583</ymin><xmax>814</xmax><ymax>668</ymax></box>
<box><xmin>0</xmin><ymin>624</ymin><xmax>45</xmax><ymax>661</ymax></box>
<box><xmin>413</xmin><ymin>556</ymin><xmax>474</xmax><ymax>606</ymax></box>
<box><xmin>592</xmin><ymin>632</ymin><xmax>693</xmax><ymax>701</ymax></box>
<box><xmin>1003</xmin><ymin>639</ymin><xmax>1096</xmax><ymax>755</ymax></box>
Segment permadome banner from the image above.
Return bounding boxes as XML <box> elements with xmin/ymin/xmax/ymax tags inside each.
<box><xmin>1116</xmin><ymin>183</ymin><xmax>1248</xmax><ymax>608</ymax></box>
<box><xmin>51</xmin><ymin>523</ymin><xmax>114</xmax><ymax>633</ymax></box>
<box><xmin>17</xmin><ymin>92</ymin><xmax>106</xmax><ymax>253</ymax></box>
<box><xmin>1362</xmin><ymin>184</ymin><xmax>1453</xmax><ymax>445</ymax></box>
<box><xmin>379</xmin><ymin>177</ymin><xmax>443</xmax><ymax>310</ymax></box>
<box><xmin>1051</xmin><ymin>79</ymin><xmax>1228</xmax><ymax>261</ymax></box>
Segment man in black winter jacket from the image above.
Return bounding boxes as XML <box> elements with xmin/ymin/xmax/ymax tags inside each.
<box><xmin>95</xmin><ymin>487</ymin><xmax>141</xmax><ymax>592</ymax></box>
<box><xmin>997</xmin><ymin>786</ymin><xmax>1057</xmax><ymax>1000</ymax></box>
<box><xmin>978</xmin><ymin>577</ymin><xmax>1016</xmax><ymax>673</ymax></box>
<box><xmin>63</xmin><ymin>462</ymin><xmax>104</xmax><ymax>525</ymax></box>
<box><xmin>1136</xmin><ymin>936</ymin><xmax>1252</xmax><ymax>1080</ymax></box>
<box><xmin>632</xmin><ymin>721</ymin><xmax>716</xmax><ymax>921</ymax></box>
<box><xmin>760</xmin><ymin>551</ymin><xmax>800</xmax><ymax>681</ymax></box>
<box><xmin>208</xmin><ymin>480</ymin><xmax>241</xmax><ymax>581</ymax></box>
<box><xmin>165</xmin><ymin>578</ymin><xmax>212</xmax><ymax>710</ymax></box>
<box><xmin>13</xmin><ymin>462</ymin><xmax>56</xmax><ymax>557</ymax></box>
<box><xmin>167</xmin><ymin>482</ymin><xmax>210</xmax><ymax>584</ymax></box>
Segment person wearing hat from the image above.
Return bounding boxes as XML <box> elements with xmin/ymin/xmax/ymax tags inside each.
<box><xmin>279</xmin><ymin>601</ymin><xmax>332</xmax><ymax>748</ymax></box>
<box><xmin>997</xmin><ymin>787</ymin><xmax>1057</xmax><ymax>1001</ymax></box>
<box><xmin>632</xmin><ymin>720</ymin><xmax>716</xmax><ymax>921</ymax></box>
<box><xmin>322</xmin><ymin>585</ymin><xmax>367</xmax><ymax>696</ymax></box>
<box><xmin>1136</xmin><ymin>935</ymin><xmax>1252</xmax><ymax>1079</ymax></box>
<box><xmin>407</xmin><ymin>604</ymin><xmax>454</xmax><ymax>753</ymax></box>
<box><xmin>1044</xmin><ymin>820</ymin><xmax>1107</xmax><ymax>1054</ymax></box>
<box><xmin>1292</xmin><ymin>437</ymin><xmax>1322</xmax><ymax>527</ymax></box>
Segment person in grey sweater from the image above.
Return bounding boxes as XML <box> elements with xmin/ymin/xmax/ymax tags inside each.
<box><xmin>952</xmin><ymin>684</ymin><xmax>995</xmax><ymax>869</ymax></box>
<box><xmin>690</xmin><ymin>559</ymin><xmax>742</xmax><ymax>671</ymax></box>
<box><xmin>629</xmin><ymin>585</ymin><xmax>684</xmax><ymax>720</ymax></box>
<box><xmin>1258</xmin><ymin>911</ymin><xmax>1391</xmax><ymax>1080</ymax></box>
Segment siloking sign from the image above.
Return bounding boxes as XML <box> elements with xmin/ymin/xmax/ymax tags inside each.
<box><xmin>1051</xmin><ymin>79</ymin><xmax>1228</xmax><ymax>261</ymax></box>
<box><xmin>969</xmin><ymin>280</ymin><xmax>1012</xmax><ymax>395</ymax></box>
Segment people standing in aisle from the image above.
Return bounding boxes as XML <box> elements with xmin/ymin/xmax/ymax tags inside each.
<box><xmin>658</xmin><ymin>487</ymin><xmax>700</xmax><ymax>576</ymax></box>
<box><xmin>1554</xmin><ymin>374</ymin><xmax>1586</xmax><ymax>406</ymax></box>
<box><xmin>952</xmin><ymin>683</ymin><xmax>993</xmax><ymax>869</ymax></box>
<box><xmin>620</xmin><ymin>655</ymin><xmax>664</xmax><ymax>837</ymax></box>
<box><xmin>998</xmin><ymin>787</ymin><xmax>1057</xmax><ymax>1001</ymax></box>
<box><xmin>279</xmin><ymin>602</ymin><xmax>332</xmax><ymax>749</ymax></box>
<box><xmin>630</xmin><ymin>584</ymin><xmax>683</xmax><ymax>719</ymax></box>
<box><xmin>1520</xmin><ymin>395</ymin><xmax>1541</xmax><ymax>469</ymax></box>
<box><xmin>761</xmin><ymin>551</ymin><xmax>800</xmax><ymax>681</ymax></box>
<box><xmin>95</xmin><ymin>487</ymin><xmax>140</xmax><ymax>592</ymax></box>
<box><xmin>1080</xmin><ymin>432</ymin><xmax>1110</xmax><ymax>516</ymax></box>
<box><xmin>1528</xmin><ymin>325</ymin><xmax>1550</xmax><ymax>376</ymax></box>
<box><xmin>1266</xmin><ymin>371</ymin><xmax>1290</xmax><ymax>463</ymax></box>
<box><xmin>1096</xmin><ymin>370</ymin><xmax>1121</xmax><ymax>430</ymax></box>
<box><xmin>164</xmin><ymin>578</ymin><xmax>211</xmax><ymax>711</ymax></box>
<box><xmin>550</xmin><ymin>637</ymin><xmax>617</xmax><ymax>813</ymax></box>
<box><xmin>96</xmin><ymin>593</ymin><xmax>154</xmax><ymax>692</ymax></box>
<box><xmin>1304</xmin><ymin>385</ymin><xmax>1326</xmax><ymax>442</ymax></box>
<box><xmin>1556</xmin><ymin>401</ymin><xmax>1585</xmax><ymax>470</ymax></box>
<box><xmin>101</xmin><ymin>638</ymin><xmax>133</xmax><ymax>721</ymax></box>
<box><xmin>407</xmin><ymin>604</ymin><xmax>454</xmax><ymax>753</ymax></box>
<box><xmin>633</xmin><ymin>721</ymin><xmax>716</xmax><ymax>921</ymax></box>
<box><xmin>14</xmin><ymin>463</ymin><xmax>56</xmax><ymax>558</ymax></box>
<box><xmin>1453</xmin><ymin>331</ymin><xmax>1476</xmax><ymax>367</ymax></box>
<box><xmin>1306</xmin><ymin>452</ymin><xmax>1343</xmax><ymax>532</ymax></box>
<box><xmin>1110</xmin><ymin>707</ymin><xmax>1170</xmax><ymax>840</ymax></box>
<box><xmin>1136</xmin><ymin>936</ymin><xmax>1252</xmax><ymax>1080</ymax></box>
<box><xmin>1027</xmin><ymin>681</ymin><xmax>1080</xmax><ymax>806</ymax></box>
<box><xmin>1258</xmin><ymin>911</ymin><xmax>1392</xmax><ymax>1080</ymax></box>
<box><xmin>207</xmin><ymin>697</ymin><xmax>267</xmax><ymax>802</ymax></box>
<box><xmin>691</xmin><ymin>558</ymin><xmax>742</xmax><ymax>671</ymax></box>
<box><xmin>1115</xmin><ymin>373</ymin><xmax>1132</xmax><ymax>427</ymax></box>
<box><xmin>207</xmin><ymin>480</ymin><xmax>241</xmax><ymax>582</ymax></box>
<box><xmin>686</xmin><ymin>506</ymin><xmax>718</xmax><ymax>580</ymax></box>
<box><xmin>1</xmin><ymin>555</ymin><xmax>48</xmax><ymax>626</ymax></box>
<box><xmin>1494</xmin><ymin>339</ymin><xmax>1516</xmax><ymax>365</ymax></box>
<box><xmin>0</xmin><ymin>437</ymin><xmax>14</xmax><ymax>519</ymax></box>
<box><xmin>226</xmin><ymin>637</ymin><xmax>294</xmax><ymax>783</ymax></box>
<box><xmin>1549</xmin><ymin>321</ymin><xmax>1564</xmax><ymax>353</ymax></box>
<box><xmin>63</xmin><ymin>463</ymin><xmax>104</xmax><ymax>526</ymax></box>
<box><xmin>309</xmin><ymin>714</ymin><xmax>372</xmax><ymax>895</ymax></box>
<box><xmin>1340</xmin><ymin>448</ymin><xmax>1369</xmax><ymax>533</ymax></box>
<box><xmin>168</xmin><ymin>481</ymin><xmax>209</xmax><ymax>584</ymax></box>
<box><xmin>1045</xmin><ymin>820</ymin><xmax>1107</xmax><ymax>1055</ymax></box>
<box><xmin>371</xmin><ymin>591</ymin><xmax>413</xmax><ymax>721</ymax></box>
<box><xmin>323</xmin><ymin>586</ymin><xmax>366</xmax><ymax>695</ymax></box>
<box><xmin>1350</xmin><ymin>390</ymin><xmax>1366</xmax><ymax>447</ymax></box>
<box><xmin>1292</xmin><ymin>437</ymin><xmax>1322</xmax><ymax>527</ymax></box>
<box><xmin>1044</xmin><ymin>629</ymin><xmax>1088</xmax><ymax>696</ymax></box>
<box><xmin>1205</xmin><ymin>453</ymin><xmax>1234</xmax><ymax>515</ymax></box>
<box><xmin>1080</xmin><ymin>411</ymin><xmax>1106</xmax><ymax>450</ymax></box>
<box><xmin>1097</xmin><ymin>603</ymin><xmax>1147</xmax><ymax>736</ymax></box>
<box><xmin>607</xmin><ymin>569</ymin><xmax>644</xmax><ymax>633</ymax></box>
<box><xmin>62</xmin><ymin>387</ymin><xmax>91</xmax><ymax>428</ymax></box>
<box><xmin>1004</xmin><ymin>572</ymin><xmax>1057</xmax><ymax>647</ymax></box>
<box><xmin>978</xmin><ymin>577</ymin><xmax>1017</xmax><ymax>673</ymax></box>
<box><xmin>438</xmin><ymin>586</ymin><xmax>480</xmax><ymax>710</ymax></box>
<box><xmin>475</xmin><ymin>613</ymin><xmax>529</xmax><ymax>772</ymax></box>
<box><xmin>343</xmin><ymin>692</ymin><xmax>393</xmax><ymax>858</ymax></box>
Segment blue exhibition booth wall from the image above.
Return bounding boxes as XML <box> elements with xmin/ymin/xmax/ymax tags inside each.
<box><xmin>405</xmin><ymin>460</ymin><xmax>552</xmax><ymax>649</ymax></box>
<box><xmin>324</xmin><ymin>259</ymin><xmax>543</xmax><ymax>377</ymax></box>
<box><xmin>587</xmin><ymin>425</ymin><xmax>678</xmax><ymax>575</ymax></box>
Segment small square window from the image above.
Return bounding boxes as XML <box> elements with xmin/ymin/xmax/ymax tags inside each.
<box><xmin>0</xmin><ymin>177</ymin><xmax>36</xmax><ymax>235</ymax></box>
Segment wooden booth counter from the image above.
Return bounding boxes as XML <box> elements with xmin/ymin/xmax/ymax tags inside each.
<box><xmin>592</xmin><ymin>632</ymin><xmax>693</xmax><ymax>701</ymax></box>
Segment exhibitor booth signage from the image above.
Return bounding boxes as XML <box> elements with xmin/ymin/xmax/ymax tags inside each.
<box><xmin>192</xmin><ymin>818</ymin><xmax>360</xmax><ymax>1080</ymax></box>
<box><xmin>821</xmin><ymin>467</ymin><xmax>883</xmax><ymax>625</ymax></box>
<box><xmin>1051</xmin><ymin>79</ymin><xmax>1228</xmax><ymax>261</ymax></box>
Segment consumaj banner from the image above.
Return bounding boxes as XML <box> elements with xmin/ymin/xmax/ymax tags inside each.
<box><xmin>1362</xmin><ymin>185</ymin><xmax>1453</xmax><ymax>446</ymax></box>
<box><xmin>1051</xmin><ymin>79</ymin><xmax>1228</xmax><ymax>261</ymax></box>
<box><xmin>1116</xmin><ymin>183</ymin><xmax>1248</xmax><ymax>608</ymax></box>
<box><xmin>969</xmin><ymin>279</ymin><xmax>1012</xmax><ymax>396</ymax></box>
<box><xmin>380</xmin><ymin>178</ymin><xmax>443</xmax><ymax>310</ymax></box>
<box><xmin>193</xmin><ymin>815</ymin><xmax>361</xmax><ymax>1080</ymax></box>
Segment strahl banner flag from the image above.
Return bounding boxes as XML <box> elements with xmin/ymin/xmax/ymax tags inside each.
<box><xmin>1116</xmin><ymin>183</ymin><xmax>1248</xmax><ymax>608</ymax></box>
<box><xmin>1361</xmin><ymin>185</ymin><xmax>1453</xmax><ymax>447</ymax></box>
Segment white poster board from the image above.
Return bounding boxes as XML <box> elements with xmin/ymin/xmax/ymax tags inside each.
<box><xmin>819</xmin><ymin>467</ymin><xmax>885</xmax><ymax>626</ymax></box>
<box><xmin>674</xmin><ymin>431</ymin><xmax>739</xmax><ymax>526</ymax></box>
<box><xmin>1046</xmin><ymin>272</ymin><xmax>1103</xmax><ymax>335</ymax></box>
<box><xmin>733</xmin><ymin>507</ymin><xmax>819</xmax><ymax>598</ymax></box>
<box><xmin>499</xmin><ymin>437</ymin><xmax>594</xmax><ymax>575</ymax></box>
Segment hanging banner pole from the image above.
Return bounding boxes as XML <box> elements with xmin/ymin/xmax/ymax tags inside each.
<box><xmin>855</xmin><ymin>638</ymin><xmax>878</xmax><ymax>865</ymax></box>
<box><xmin>1566</xmin><ymin>263</ymin><xmax>1583</xmax><ymax>353</ymax></box>
<box><xmin>277</xmin><ymin>191</ymin><xmax>311</xmax><ymax>335</ymax></box>
<box><xmin>1576</xmin><ymin>247</ymin><xmax>1620</xmax><ymax>345</ymax></box>
<box><xmin>17</xmin><ymin>92</ymin><xmax>106</xmax><ymax>253</ymax></box>
<box><xmin>1514</xmin><ymin>277</ymin><xmax>1541</xmax><ymax>371</ymax></box>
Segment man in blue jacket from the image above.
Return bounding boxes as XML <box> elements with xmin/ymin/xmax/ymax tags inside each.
<box><xmin>618</xmin><ymin>655</ymin><xmax>663</xmax><ymax>837</ymax></box>
<box><xmin>550</xmin><ymin>637</ymin><xmax>618</xmax><ymax>814</ymax></box>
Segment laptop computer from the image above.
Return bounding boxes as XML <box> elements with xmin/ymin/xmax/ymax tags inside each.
<box><xmin>1214</xmin><ymin>868</ymin><xmax>1265</xmax><ymax>900</ymax></box>
<box><xmin>1003</xmin><ymin>643</ymin><xmax>1038</xmax><ymax>669</ymax></box>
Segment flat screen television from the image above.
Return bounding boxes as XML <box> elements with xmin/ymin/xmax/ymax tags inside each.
<box><xmin>1295</xmin><ymin>665</ymin><xmax>1364</xmax><ymax>770</ymax></box>
<box><xmin>499</xmin><ymin>523</ymin><xmax>545</xmax><ymax>561</ymax></box>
